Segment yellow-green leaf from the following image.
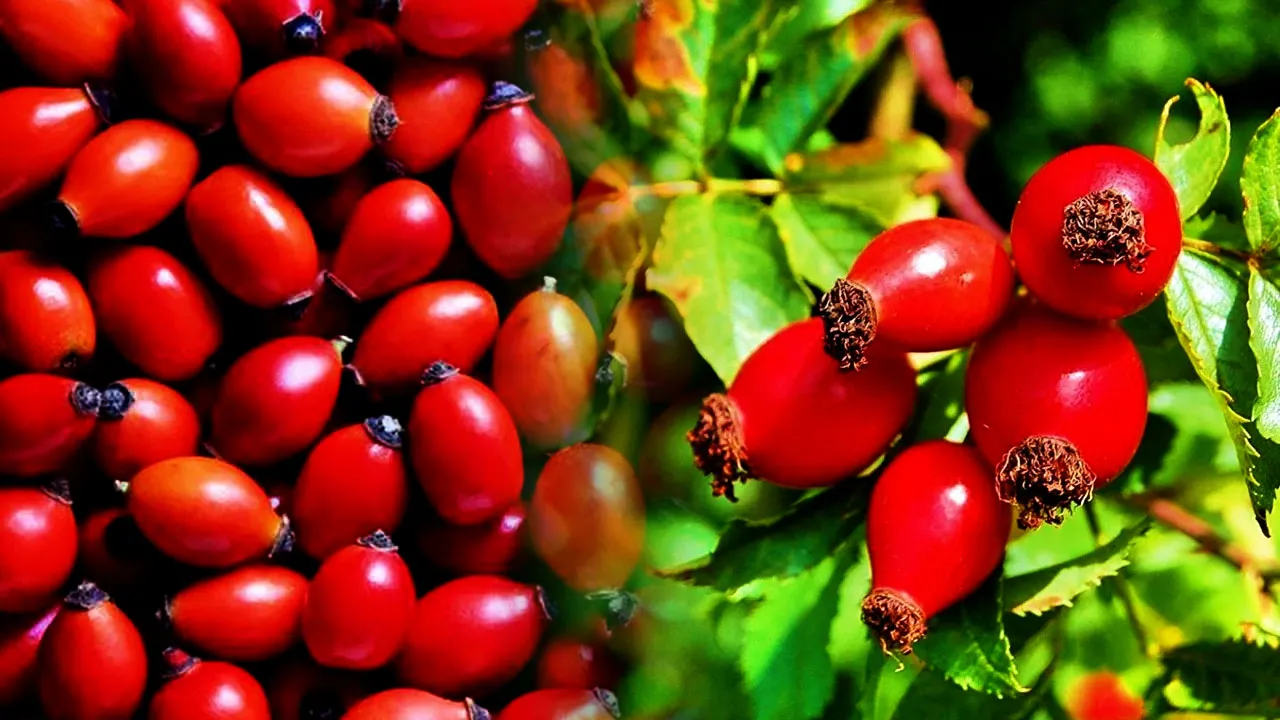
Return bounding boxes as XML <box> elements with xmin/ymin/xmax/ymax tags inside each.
<box><xmin>1248</xmin><ymin>269</ymin><xmax>1280</xmax><ymax>444</ymax></box>
<box><xmin>771</xmin><ymin>193</ymin><xmax>882</xmax><ymax>291</ymax></box>
<box><xmin>1153</xmin><ymin>79</ymin><xmax>1230</xmax><ymax>221</ymax></box>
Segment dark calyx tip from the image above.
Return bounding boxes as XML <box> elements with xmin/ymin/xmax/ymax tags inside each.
<box><xmin>593</xmin><ymin>689</ymin><xmax>622</xmax><ymax>719</ymax></box>
<box><xmin>996</xmin><ymin>435</ymin><xmax>1096</xmax><ymax>530</ymax></box>
<box><xmin>483</xmin><ymin>81</ymin><xmax>535</xmax><ymax>110</ymax></box>
<box><xmin>70</xmin><ymin>382</ymin><xmax>101</xmax><ymax>416</ymax></box>
<box><xmin>65</xmin><ymin>580</ymin><xmax>110</xmax><ymax>610</ymax></box>
<box><xmin>46</xmin><ymin>200</ymin><xmax>80</xmax><ymax>239</ymax></box>
<box><xmin>359</xmin><ymin>0</ymin><xmax>400</xmax><ymax>22</ymax></box>
<box><xmin>818</xmin><ymin>278</ymin><xmax>877</xmax><ymax>372</ymax></box>
<box><xmin>523</xmin><ymin>27</ymin><xmax>551</xmax><ymax>52</ymax></box>
<box><xmin>282</xmin><ymin>12</ymin><xmax>325</xmax><ymax>55</ymax></box>
<box><xmin>363</xmin><ymin>415</ymin><xmax>403</xmax><ymax>448</ymax></box>
<box><xmin>98</xmin><ymin>381</ymin><xmax>135</xmax><ymax>421</ymax></box>
<box><xmin>465</xmin><ymin>699</ymin><xmax>491</xmax><ymax>720</ymax></box>
<box><xmin>369</xmin><ymin>95</ymin><xmax>399</xmax><ymax>145</ymax></box>
<box><xmin>270</xmin><ymin>515</ymin><xmax>296</xmax><ymax>557</ymax></box>
<box><xmin>160</xmin><ymin>647</ymin><xmax>199</xmax><ymax>679</ymax></box>
<box><xmin>422</xmin><ymin>361</ymin><xmax>459</xmax><ymax>387</ymax></box>
<box><xmin>1062</xmin><ymin>188</ymin><xmax>1151</xmax><ymax>272</ymax></box>
<box><xmin>42</xmin><ymin>478</ymin><xmax>73</xmax><ymax>505</ymax></box>
<box><xmin>687</xmin><ymin>393</ymin><xmax>751</xmax><ymax>503</ymax></box>
<box><xmin>585</xmin><ymin>589</ymin><xmax>640</xmax><ymax>630</ymax></box>
<box><xmin>357</xmin><ymin>529</ymin><xmax>398</xmax><ymax>551</ymax></box>
<box><xmin>861</xmin><ymin>588</ymin><xmax>927</xmax><ymax>655</ymax></box>
<box><xmin>83</xmin><ymin>82</ymin><xmax>117</xmax><ymax>126</ymax></box>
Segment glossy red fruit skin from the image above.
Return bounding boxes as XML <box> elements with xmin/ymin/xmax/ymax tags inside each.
<box><xmin>0</xmin><ymin>0</ymin><xmax>127</xmax><ymax>84</ymax></box>
<box><xmin>0</xmin><ymin>374</ymin><xmax>99</xmax><ymax>478</ymax></box>
<box><xmin>352</xmin><ymin>281</ymin><xmax>499</xmax><ymax>398</ymax></box>
<box><xmin>293</xmin><ymin>417</ymin><xmax>408</xmax><ymax>560</ymax></box>
<box><xmin>54</xmin><ymin>119</ymin><xmax>199</xmax><ymax>238</ymax></box>
<box><xmin>529</xmin><ymin>444</ymin><xmax>644</xmax><ymax>591</ymax></box>
<box><xmin>452</xmin><ymin>86</ymin><xmax>572</xmax><ymax>279</ymax></box>
<box><xmin>846</xmin><ymin>218</ymin><xmax>1014</xmax><ymax>352</ymax></box>
<box><xmin>327</xmin><ymin>179</ymin><xmax>452</xmax><ymax>303</ymax></box>
<box><xmin>397</xmin><ymin>575</ymin><xmax>548</xmax><ymax>698</ymax></box>
<box><xmin>167</xmin><ymin>565</ymin><xmax>308</xmax><ymax>662</ymax></box>
<box><xmin>92</xmin><ymin>379</ymin><xmax>200</xmax><ymax>481</ymax></box>
<box><xmin>492</xmin><ymin>280</ymin><xmax>599</xmax><ymax>449</ymax></box>
<box><xmin>302</xmin><ymin>533</ymin><xmax>415</xmax><ymax>670</ymax></box>
<box><xmin>38</xmin><ymin>584</ymin><xmax>148</xmax><ymax>720</ymax></box>
<box><xmin>1065</xmin><ymin>671</ymin><xmax>1146</xmax><ymax>720</ymax></box>
<box><xmin>0</xmin><ymin>603</ymin><xmax>59</xmax><ymax>705</ymax></box>
<box><xmin>224</xmin><ymin>0</ymin><xmax>336</xmax><ymax>57</ymax></box>
<box><xmin>498</xmin><ymin>689</ymin><xmax>619</xmax><ymax>720</ymax></box>
<box><xmin>127</xmin><ymin>457</ymin><xmax>288</xmax><ymax>568</ymax></box>
<box><xmin>148</xmin><ymin>650</ymin><xmax>271</xmax><ymax>720</ymax></box>
<box><xmin>382</xmin><ymin>58</ymin><xmax>486</xmax><ymax>174</ymax></box>
<box><xmin>408</xmin><ymin>364</ymin><xmax>523</xmax><ymax>525</ymax></box>
<box><xmin>0</xmin><ymin>249</ymin><xmax>96</xmax><ymax>372</ymax></box>
<box><xmin>0</xmin><ymin>87</ymin><xmax>106</xmax><ymax>213</ymax></box>
<box><xmin>0</xmin><ymin>484</ymin><xmax>77</xmax><ymax>613</ymax></box>
<box><xmin>76</xmin><ymin>508</ymin><xmax>158</xmax><ymax>597</ymax></box>
<box><xmin>208</xmin><ymin>336</ymin><xmax>344</xmax><ymax>466</ymax></box>
<box><xmin>864</xmin><ymin>442</ymin><xmax>1011</xmax><ymax>645</ymax></box>
<box><xmin>233</xmin><ymin>57</ymin><xmax>398</xmax><ymax>177</ymax></box>
<box><xmin>1011</xmin><ymin>145</ymin><xmax>1182</xmax><ymax>320</ymax></box>
<box><xmin>416</xmin><ymin>501</ymin><xmax>526</xmax><ymax>576</ymax></box>
<box><xmin>126</xmin><ymin>0</ymin><xmax>242</xmax><ymax>131</ymax></box>
<box><xmin>186</xmin><ymin>165</ymin><xmax>320</xmax><ymax>309</ymax></box>
<box><xmin>393</xmin><ymin>0</ymin><xmax>537</xmax><ymax>59</ymax></box>
<box><xmin>610</xmin><ymin>295</ymin><xmax>698</xmax><ymax>403</ymax></box>
<box><xmin>536</xmin><ymin>638</ymin><xmax>623</xmax><ymax>691</ymax></box>
<box><xmin>343</xmin><ymin>688</ymin><xmax>479</xmax><ymax>720</ymax></box>
<box><xmin>965</xmin><ymin>302</ymin><xmax>1149</xmax><ymax>488</ymax></box>
<box><xmin>87</xmin><ymin>245</ymin><xmax>223</xmax><ymax>381</ymax></box>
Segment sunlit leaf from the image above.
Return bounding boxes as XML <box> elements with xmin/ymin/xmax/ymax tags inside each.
<box><xmin>771</xmin><ymin>193</ymin><xmax>882</xmax><ymax>290</ymax></box>
<box><xmin>1247</xmin><ymin>269</ymin><xmax>1280</xmax><ymax>443</ymax></box>
<box><xmin>759</xmin><ymin>0</ymin><xmax>873</xmax><ymax>69</ymax></box>
<box><xmin>1153</xmin><ymin>79</ymin><xmax>1230</xmax><ymax>220</ymax></box>
<box><xmin>914</xmin><ymin>572</ymin><xmax>1023</xmax><ymax>697</ymax></box>
<box><xmin>1242</xmin><ymin>110</ymin><xmax>1280</xmax><ymax>255</ymax></box>
<box><xmin>1004</xmin><ymin>520</ymin><xmax>1151</xmax><ymax>617</ymax></box>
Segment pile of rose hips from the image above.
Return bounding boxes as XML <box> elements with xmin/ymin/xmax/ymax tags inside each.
<box><xmin>0</xmin><ymin>0</ymin><xmax>642</xmax><ymax>718</ymax></box>
<box><xmin>690</xmin><ymin>145</ymin><xmax>1179</xmax><ymax>654</ymax></box>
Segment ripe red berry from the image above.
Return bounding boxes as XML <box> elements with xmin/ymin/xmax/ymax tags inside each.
<box><xmin>526</xmin><ymin>40</ymin><xmax>605</xmax><ymax>141</ymax></box>
<box><xmin>452</xmin><ymin>82</ymin><xmax>572</xmax><ymax>279</ymax></box>
<box><xmin>165</xmin><ymin>565</ymin><xmax>309</xmax><ymax>662</ymax></box>
<box><xmin>0</xmin><ymin>481</ymin><xmax>78</xmax><ymax>613</ymax></box>
<box><xmin>37</xmin><ymin>582</ymin><xmax>148</xmax><ymax>720</ymax></box>
<box><xmin>207</xmin><ymin>336</ymin><xmax>345</xmax><ymax>466</ymax></box>
<box><xmin>416</xmin><ymin>501</ymin><xmax>526</xmax><ymax>576</ymax></box>
<box><xmin>1064</xmin><ymin>671</ymin><xmax>1147</xmax><ymax>720</ymax></box>
<box><xmin>408</xmin><ymin>362</ymin><xmax>524</xmax><ymax>525</ymax></box>
<box><xmin>0</xmin><ymin>603</ymin><xmax>59</xmax><ymax>706</ymax></box>
<box><xmin>389</xmin><ymin>0</ymin><xmax>537</xmax><ymax>58</ymax></box>
<box><xmin>326</xmin><ymin>178</ymin><xmax>452</xmax><ymax>303</ymax></box>
<box><xmin>0</xmin><ymin>374</ymin><xmax>100</xmax><ymax>478</ymax></box>
<box><xmin>148</xmin><ymin>647</ymin><xmax>271</xmax><ymax>720</ymax></box>
<box><xmin>610</xmin><ymin>294</ymin><xmax>699</xmax><ymax>403</ymax></box>
<box><xmin>689</xmin><ymin>317</ymin><xmax>917</xmax><ymax>498</ymax></box>
<box><xmin>530</xmin><ymin>444</ymin><xmax>645</xmax><ymax>591</ymax></box>
<box><xmin>492</xmin><ymin>278</ymin><xmax>599</xmax><ymax>449</ymax></box>
<box><xmin>397</xmin><ymin>575</ymin><xmax>549</xmax><ymax>698</ymax></box>
<box><xmin>0</xmin><ymin>249</ymin><xmax>96</xmax><ymax>372</ymax></box>
<box><xmin>382</xmin><ymin>58</ymin><xmax>487</xmax><ymax>174</ymax></box>
<box><xmin>86</xmin><ymin>244</ymin><xmax>223</xmax><ymax>382</ymax></box>
<box><xmin>292</xmin><ymin>416</ymin><xmax>409</xmax><ymax>560</ymax></box>
<box><xmin>125</xmin><ymin>456</ymin><xmax>292</xmax><ymax>568</ymax></box>
<box><xmin>343</xmin><ymin>689</ymin><xmax>487</xmax><ymax>720</ymax></box>
<box><xmin>92</xmin><ymin>379</ymin><xmax>200</xmax><ymax>481</ymax></box>
<box><xmin>498</xmin><ymin>689</ymin><xmax>620</xmax><ymax>720</ymax></box>
<box><xmin>223</xmin><ymin>0</ymin><xmax>337</xmax><ymax>57</ymax></box>
<box><xmin>1011</xmin><ymin>145</ymin><xmax>1182</xmax><ymax>320</ymax></box>
<box><xmin>126</xmin><ymin>0</ymin><xmax>243</xmax><ymax>131</ymax></box>
<box><xmin>861</xmin><ymin>441</ymin><xmax>1011</xmax><ymax>654</ymax></box>
<box><xmin>0</xmin><ymin>85</ymin><xmax>110</xmax><ymax>213</ymax></box>
<box><xmin>819</xmin><ymin>218</ymin><xmax>1014</xmax><ymax>369</ymax></box>
<box><xmin>965</xmin><ymin>301</ymin><xmax>1148</xmax><ymax>528</ymax></box>
<box><xmin>0</xmin><ymin>0</ymin><xmax>127</xmax><ymax>84</ymax></box>
<box><xmin>320</xmin><ymin>17</ymin><xmax>404</xmax><ymax>80</ymax></box>
<box><xmin>50</xmin><ymin>119</ymin><xmax>199</xmax><ymax>239</ymax></box>
<box><xmin>351</xmin><ymin>280</ymin><xmax>499</xmax><ymax>398</ymax></box>
<box><xmin>186</xmin><ymin>165</ymin><xmax>320</xmax><ymax>310</ymax></box>
<box><xmin>536</xmin><ymin>637</ymin><xmax>624</xmax><ymax>691</ymax></box>
<box><xmin>302</xmin><ymin>531</ymin><xmax>416</xmax><ymax>670</ymax></box>
<box><xmin>233</xmin><ymin>56</ymin><xmax>399</xmax><ymax>177</ymax></box>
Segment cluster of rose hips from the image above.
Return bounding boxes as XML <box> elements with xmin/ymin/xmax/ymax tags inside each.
<box><xmin>0</xmin><ymin>0</ymin><xmax>645</xmax><ymax>718</ymax></box>
<box><xmin>690</xmin><ymin>145</ymin><xmax>1180</xmax><ymax>653</ymax></box>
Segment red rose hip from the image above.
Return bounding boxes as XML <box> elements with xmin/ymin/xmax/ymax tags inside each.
<box><xmin>0</xmin><ymin>249</ymin><xmax>96</xmax><ymax>372</ymax></box>
<box><xmin>416</xmin><ymin>501</ymin><xmax>526</xmax><ymax>576</ymax></box>
<box><xmin>148</xmin><ymin>648</ymin><xmax>271</xmax><ymax>720</ymax></box>
<box><xmin>0</xmin><ymin>603</ymin><xmax>59</xmax><ymax>705</ymax></box>
<box><xmin>498</xmin><ymin>689</ymin><xmax>620</xmax><ymax>720</ymax></box>
<box><xmin>382</xmin><ymin>58</ymin><xmax>486</xmax><ymax>174</ymax></box>
<box><xmin>536</xmin><ymin>638</ymin><xmax>623</xmax><ymax>691</ymax></box>
<box><xmin>0</xmin><ymin>481</ymin><xmax>78</xmax><ymax>613</ymax></box>
<box><xmin>165</xmin><ymin>565</ymin><xmax>308</xmax><ymax>662</ymax></box>
<box><xmin>92</xmin><ymin>379</ymin><xmax>200</xmax><ymax>481</ymax></box>
<box><xmin>343</xmin><ymin>688</ymin><xmax>487</xmax><ymax>720</ymax></box>
<box><xmin>0</xmin><ymin>0</ymin><xmax>127</xmax><ymax>84</ymax></box>
<box><xmin>387</xmin><ymin>0</ymin><xmax>536</xmax><ymax>58</ymax></box>
<box><xmin>0</xmin><ymin>374</ymin><xmax>100</xmax><ymax>478</ymax></box>
<box><xmin>223</xmin><ymin>0</ymin><xmax>337</xmax><ymax>56</ymax></box>
<box><xmin>0</xmin><ymin>85</ymin><xmax>111</xmax><ymax>213</ymax></box>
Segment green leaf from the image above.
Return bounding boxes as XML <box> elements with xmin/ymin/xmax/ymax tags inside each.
<box><xmin>751</xmin><ymin>5</ymin><xmax>916</xmax><ymax>172</ymax></box>
<box><xmin>771</xmin><ymin>193</ymin><xmax>883</xmax><ymax>290</ymax></box>
<box><xmin>647</xmin><ymin>194</ymin><xmax>811</xmax><ymax>385</ymax></box>
<box><xmin>740</xmin><ymin>555</ymin><xmax>852</xmax><ymax>720</ymax></box>
<box><xmin>1242</xmin><ymin>110</ymin><xmax>1280</xmax><ymax>255</ymax></box>
<box><xmin>912</xmin><ymin>351</ymin><xmax>970</xmax><ymax>442</ymax></box>
<box><xmin>1249</xmin><ymin>269</ymin><xmax>1280</xmax><ymax>443</ymax></box>
<box><xmin>1003</xmin><ymin>520</ymin><xmax>1151</xmax><ymax>617</ymax></box>
<box><xmin>914</xmin><ymin>572</ymin><xmax>1023</xmax><ymax>697</ymax></box>
<box><xmin>1153</xmin><ymin>79</ymin><xmax>1230</xmax><ymax>220</ymax></box>
<box><xmin>1160</xmin><ymin>639</ymin><xmax>1280</xmax><ymax>714</ymax></box>
<box><xmin>656</xmin><ymin>481</ymin><xmax>868</xmax><ymax>592</ymax></box>
<box><xmin>1165</xmin><ymin>250</ymin><xmax>1280</xmax><ymax>533</ymax></box>
<box><xmin>759</xmin><ymin>0</ymin><xmax>872</xmax><ymax>69</ymax></box>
